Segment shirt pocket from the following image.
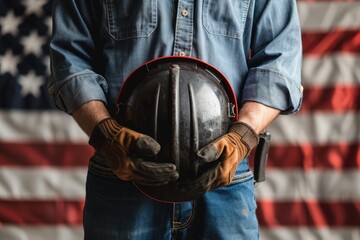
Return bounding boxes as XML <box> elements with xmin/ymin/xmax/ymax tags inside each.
<box><xmin>202</xmin><ymin>0</ymin><xmax>250</xmax><ymax>39</ymax></box>
<box><xmin>106</xmin><ymin>0</ymin><xmax>157</xmax><ymax>40</ymax></box>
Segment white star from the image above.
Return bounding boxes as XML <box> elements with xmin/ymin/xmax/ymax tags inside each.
<box><xmin>17</xmin><ymin>71</ymin><xmax>45</xmax><ymax>98</ymax></box>
<box><xmin>21</xmin><ymin>31</ymin><xmax>46</xmax><ymax>56</ymax></box>
<box><xmin>21</xmin><ymin>0</ymin><xmax>47</xmax><ymax>16</ymax></box>
<box><xmin>0</xmin><ymin>51</ymin><xmax>21</xmax><ymax>75</ymax></box>
<box><xmin>0</xmin><ymin>11</ymin><xmax>22</xmax><ymax>35</ymax></box>
<box><xmin>45</xmin><ymin>16</ymin><xmax>52</xmax><ymax>33</ymax></box>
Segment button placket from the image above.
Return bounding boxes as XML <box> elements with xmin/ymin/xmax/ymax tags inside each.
<box><xmin>173</xmin><ymin>0</ymin><xmax>194</xmax><ymax>57</ymax></box>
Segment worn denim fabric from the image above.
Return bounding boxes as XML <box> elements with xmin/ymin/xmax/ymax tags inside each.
<box><xmin>49</xmin><ymin>0</ymin><xmax>302</xmax><ymax>116</ymax></box>
<box><xmin>84</xmin><ymin>155</ymin><xmax>258</xmax><ymax>240</ymax></box>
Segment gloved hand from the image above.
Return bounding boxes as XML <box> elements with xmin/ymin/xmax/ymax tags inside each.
<box><xmin>89</xmin><ymin>118</ymin><xmax>179</xmax><ymax>186</ymax></box>
<box><xmin>178</xmin><ymin>122</ymin><xmax>259</xmax><ymax>194</ymax></box>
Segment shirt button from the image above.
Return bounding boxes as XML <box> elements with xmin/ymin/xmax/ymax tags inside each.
<box><xmin>181</xmin><ymin>9</ymin><xmax>188</xmax><ymax>17</ymax></box>
<box><xmin>179</xmin><ymin>51</ymin><xmax>186</xmax><ymax>56</ymax></box>
<box><xmin>299</xmin><ymin>85</ymin><xmax>304</xmax><ymax>93</ymax></box>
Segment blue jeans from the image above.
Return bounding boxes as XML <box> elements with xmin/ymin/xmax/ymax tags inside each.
<box><xmin>83</xmin><ymin>156</ymin><xmax>259</xmax><ymax>240</ymax></box>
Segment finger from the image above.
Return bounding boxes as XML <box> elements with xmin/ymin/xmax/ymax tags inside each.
<box><xmin>133</xmin><ymin>162</ymin><xmax>179</xmax><ymax>181</ymax></box>
<box><xmin>136</xmin><ymin>169</ymin><xmax>180</xmax><ymax>182</ymax></box>
<box><xmin>196</xmin><ymin>143</ymin><xmax>221</xmax><ymax>164</ymax></box>
<box><xmin>132</xmin><ymin>171</ymin><xmax>179</xmax><ymax>186</ymax></box>
<box><xmin>178</xmin><ymin>165</ymin><xmax>219</xmax><ymax>193</ymax></box>
<box><xmin>137</xmin><ymin>161</ymin><xmax>178</xmax><ymax>173</ymax></box>
<box><xmin>132</xmin><ymin>135</ymin><xmax>161</xmax><ymax>156</ymax></box>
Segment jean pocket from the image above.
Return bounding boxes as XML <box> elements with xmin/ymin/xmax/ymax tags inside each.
<box><xmin>106</xmin><ymin>0</ymin><xmax>157</xmax><ymax>40</ymax></box>
<box><xmin>202</xmin><ymin>0</ymin><xmax>250</xmax><ymax>39</ymax></box>
<box><xmin>229</xmin><ymin>170</ymin><xmax>254</xmax><ymax>185</ymax></box>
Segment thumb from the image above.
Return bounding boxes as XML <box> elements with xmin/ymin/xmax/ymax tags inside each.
<box><xmin>132</xmin><ymin>135</ymin><xmax>161</xmax><ymax>156</ymax></box>
<box><xmin>196</xmin><ymin>143</ymin><xmax>220</xmax><ymax>164</ymax></box>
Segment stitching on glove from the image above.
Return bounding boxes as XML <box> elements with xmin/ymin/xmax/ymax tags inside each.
<box><xmin>229</xmin><ymin>122</ymin><xmax>259</xmax><ymax>154</ymax></box>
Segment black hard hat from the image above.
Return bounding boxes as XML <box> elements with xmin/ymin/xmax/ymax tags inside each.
<box><xmin>115</xmin><ymin>56</ymin><xmax>238</xmax><ymax>202</ymax></box>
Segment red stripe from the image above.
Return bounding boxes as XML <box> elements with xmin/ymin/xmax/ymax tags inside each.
<box><xmin>0</xmin><ymin>142</ymin><xmax>93</xmax><ymax>167</ymax></box>
<box><xmin>301</xmin><ymin>86</ymin><xmax>360</xmax><ymax>113</ymax></box>
<box><xmin>257</xmin><ymin>200</ymin><xmax>360</xmax><ymax>227</ymax></box>
<box><xmin>0</xmin><ymin>200</ymin><xmax>84</xmax><ymax>225</ymax></box>
<box><xmin>302</xmin><ymin>30</ymin><xmax>360</xmax><ymax>55</ymax></box>
<box><xmin>250</xmin><ymin>143</ymin><xmax>360</xmax><ymax>170</ymax></box>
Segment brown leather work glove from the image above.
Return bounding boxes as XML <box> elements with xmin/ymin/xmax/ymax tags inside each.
<box><xmin>89</xmin><ymin>118</ymin><xmax>179</xmax><ymax>186</ymax></box>
<box><xmin>178</xmin><ymin>122</ymin><xmax>259</xmax><ymax>194</ymax></box>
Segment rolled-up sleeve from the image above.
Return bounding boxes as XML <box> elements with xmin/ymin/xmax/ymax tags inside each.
<box><xmin>243</xmin><ymin>0</ymin><xmax>303</xmax><ymax>114</ymax></box>
<box><xmin>48</xmin><ymin>0</ymin><xmax>107</xmax><ymax>114</ymax></box>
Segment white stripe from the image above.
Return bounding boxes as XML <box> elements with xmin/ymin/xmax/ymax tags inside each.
<box><xmin>298</xmin><ymin>2</ymin><xmax>360</xmax><ymax>31</ymax></box>
<box><xmin>302</xmin><ymin>54</ymin><xmax>360</xmax><ymax>87</ymax></box>
<box><xmin>0</xmin><ymin>167</ymin><xmax>86</xmax><ymax>200</ymax></box>
<box><xmin>0</xmin><ymin>225</ymin><xmax>83</xmax><ymax>240</ymax></box>
<box><xmin>0</xmin><ymin>110</ymin><xmax>88</xmax><ymax>143</ymax></box>
<box><xmin>1</xmin><ymin>167</ymin><xmax>359</xmax><ymax>202</ymax></box>
<box><xmin>260</xmin><ymin>227</ymin><xmax>360</xmax><ymax>240</ymax></box>
<box><xmin>256</xmin><ymin>169</ymin><xmax>360</xmax><ymax>201</ymax></box>
<box><xmin>1</xmin><ymin>110</ymin><xmax>360</xmax><ymax>145</ymax></box>
<box><xmin>268</xmin><ymin>112</ymin><xmax>360</xmax><ymax>145</ymax></box>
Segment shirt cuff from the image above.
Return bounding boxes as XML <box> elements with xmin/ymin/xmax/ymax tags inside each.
<box><xmin>49</xmin><ymin>69</ymin><xmax>108</xmax><ymax>114</ymax></box>
<box><xmin>241</xmin><ymin>68</ymin><xmax>303</xmax><ymax>114</ymax></box>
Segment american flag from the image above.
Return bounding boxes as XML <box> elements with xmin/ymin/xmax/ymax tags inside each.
<box><xmin>0</xmin><ymin>0</ymin><xmax>359</xmax><ymax>239</ymax></box>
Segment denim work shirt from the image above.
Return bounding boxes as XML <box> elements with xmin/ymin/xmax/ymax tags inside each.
<box><xmin>49</xmin><ymin>0</ymin><xmax>303</xmax><ymax>116</ymax></box>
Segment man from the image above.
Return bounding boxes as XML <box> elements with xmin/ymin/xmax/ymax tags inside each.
<box><xmin>49</xmin><ymin>1</ymin><xmax>302</xmax><ymax>239</ymax></box>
